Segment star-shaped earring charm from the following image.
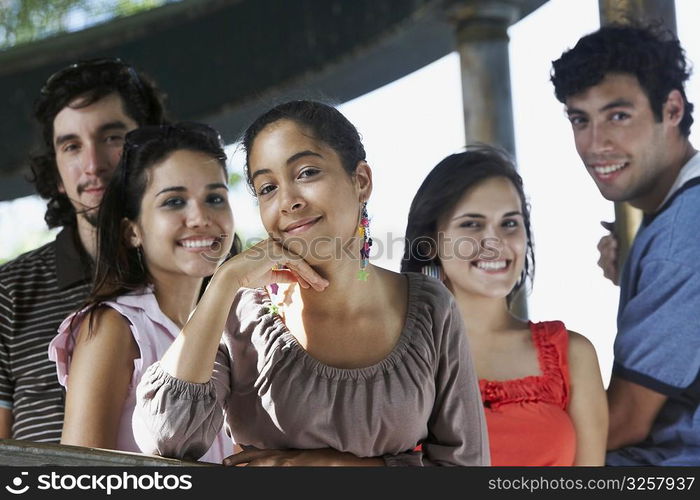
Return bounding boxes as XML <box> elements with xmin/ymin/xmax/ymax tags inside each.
<box><xmin>357</xmin><ymin>269</ymin><xmax>370</xmax><ymax>281</ymax></box>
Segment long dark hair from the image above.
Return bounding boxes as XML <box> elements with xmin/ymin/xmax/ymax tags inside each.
<box><xmin>401</xmin><ymin>145</ymin><xmax>534</xmax><ymax>302</ymax></box>
<box><xmin>29</xmin><ymin>58</ymin><xmax>167</xmax><ymax>228</ymax></box>
<box><xmin>79</xmin><ymin>122</ymin><xmax>241</xmax><ymax>334</ymax></box>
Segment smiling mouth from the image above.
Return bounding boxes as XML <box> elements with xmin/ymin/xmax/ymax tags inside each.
<box><xmin>177</xmin><ymin>237</ymin><xmax>219</xmax><ymax>250</ymax></box>
<box><xmin>472</xmin><ymin>260</ymin><xmax>510</xmax><ymax>273</ymax></box>
<box><xmin>589</xmin><ymin>162</ymin><xmax>628</xmax><ymax>180</ymax></box>
<box><xmin>282</xmin><ymin>216</ymin><xmax>322</xmax><ymax>234</ymax></box>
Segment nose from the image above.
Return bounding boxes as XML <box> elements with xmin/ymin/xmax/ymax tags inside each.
<box><xmin>279</xmin><ymin>186</ymin><xmax>306</xmax><ymax>214</ymax></box>
<box><xmin>186</xmin><ymin>201</ymin><xmax>212</xmax><ymax>228</ymax></box>
<box><xmin>588</xmin><ymin>121</ymin><xmax>613</xmax><ymax>155</ymax></box>
<box><xmin>82</xmin><ymin>142</ymin><xmax>110</xmax><ymax>177</ymax></box>
<box><xmin>480</xmin><ymin>225</ymin><xmax>504</xmax><ymax>256</ymax></box>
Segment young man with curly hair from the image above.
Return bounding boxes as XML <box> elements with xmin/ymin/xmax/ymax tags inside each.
<box><xmin>0</xmin><ymin>59</ymin><xmax>167</xmax><ymax>442</ymax></box>
<box><xmin>551</xmin><ymin>25</ymin><xmax>699</xmax><ymax>465</ymax></box>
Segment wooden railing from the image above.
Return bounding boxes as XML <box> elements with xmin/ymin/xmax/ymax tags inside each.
<box><xmin>0</xmin><ymin>439</ymin><xmax>211</xmax><ymax>466</ymax></box>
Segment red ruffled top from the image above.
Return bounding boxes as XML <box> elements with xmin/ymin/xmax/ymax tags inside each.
<box><xmin>479</xmin><ymin>321</ymin><xmax>576</xmax><ymax>466</ymax></box>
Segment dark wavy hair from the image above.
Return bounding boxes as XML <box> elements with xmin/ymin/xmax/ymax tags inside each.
<box><xmin>79</xmin><ymin>123</ymin><xmax>241</xmax><ymax>334</ymax></box>
<box><xmin>551</xmin><ymin>23</ymin><xmax>694</xmax><ymax>137</ymax></box>
<box><xmin>401</xmin><ymin>145</ymin><xmax>534</xmax><ymax>303</ymax></box>
<box><xmin>240</xmin><ymin>100</ymin><xmax>366</xmax><ymax>193</ymax></box>
<box><xmin>29</xmin><ymin>58</ymin><xmax>167</xmax><ymax>228</ymax></box>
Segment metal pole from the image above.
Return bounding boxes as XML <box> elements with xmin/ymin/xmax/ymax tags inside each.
<box><xmin>448</xmin><ymin>1</ymin><xmax>526</xmax><ymax>318</ymax></box>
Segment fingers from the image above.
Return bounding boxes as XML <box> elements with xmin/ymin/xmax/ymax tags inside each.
<box><xmin>597</xmin><ymin>234</ymin><xmax>617</xmax><ymax>253</ymax></box>
<box><xmin>269</xmin><ymin>241</ymin><xmax>328</xmax><ymax>292</ymax></box>
<box><xmin>223</xmin><ymin>446</ymin><xmax>267</xmax><ymax>466</ymax></box>
<box><xmin>596</xmin><ymin>234</ymin><xmax>619</xmax><ymax>285</ymax></box>
<box><xmin>237</xmin><ymin>239</ymin><xmax>329</xmax><ymax>291</ymax></box>
<box><xmin>223</xmin><ymin>447</ymin><xmax>287</xmax><ymax>467</ymax></box>
<box><xmin>278</xmin><ymin>256</ymin><xmax>328</xmax><ymax>292</ymax></box>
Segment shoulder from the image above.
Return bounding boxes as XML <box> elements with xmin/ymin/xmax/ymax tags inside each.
<box><xmin>404</xmin><ymin>271</ymin><xmax>454</xmax><ymax>309</ymax></box>
<box><xmin>404</xmin><ymin>272</ymin><xmax>459</xmax><ymax>327</ymax></box>
<box><xmin>401</xmin><ymin>273</ymin><xmax>467</xmax><ymax>349</ymax></box>
<box><xmin>566</xmin><ymin>329</ymin><xmax>600</xmax><ymax>372</ymax></box>
<box><xmin>646</xmin><ymin>185</ymin><xmax>700</xmax><ymax>249</ymax></box>
<box><xmin>567</xmin><ymin>329</ymin><xmax>595</xmax><ymax>352</ymax></box>
<box><xmin>0</xmin><ymin>240</ymin><xmax>56</xmax><ymax>279</ymax></box>
<box><xmin>74</xmin><ymin>305</ymin><xmax>133</xmax><ymax>345</ymax></box>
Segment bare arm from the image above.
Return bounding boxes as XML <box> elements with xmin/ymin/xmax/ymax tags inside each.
<box><xmin>160</xmin><ymin>238</ymin><xmax>328</xmax><ymax>383</ymax></box>
<box><xmin>223</xmin><ymin>447</ymin><xmax>385</xmax><ymax>466</ymax></box>
<box><xmin>0</xmin><ymin>408</ymin><xmax>12</xmax><ymax>439</ymax></box>
<box><xmin>566</xmin><ymin>331</ymin><xmax>608</xmax><ymax>465</ymax></box>
<box><xmin>606</xmin><ymin>376</ymin><xmax>667</xmax><ymax>451</ymax></box>
<box><xmin>61</xmin><ymin>308</ymin><xmax>139</xmax><ymax>449</ymax></box>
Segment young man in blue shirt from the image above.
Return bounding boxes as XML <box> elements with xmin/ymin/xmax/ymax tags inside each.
<box><xmin>551</xmin><ymin>25</ymin><xmax>700</xmax><ymax>465</ymax></box>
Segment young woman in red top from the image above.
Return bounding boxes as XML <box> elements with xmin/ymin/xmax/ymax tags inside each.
<box><xmin>402</xmin><ymin>145</ymin><xmax>607</xmax><ymax>465</ymax></box>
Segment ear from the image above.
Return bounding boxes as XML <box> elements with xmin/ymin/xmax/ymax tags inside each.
<box><xmin>354</xmin><ymin>161</ymin><xmax>373</xmax><ymax>202</ymax></box>
<box><xmin>57</xmin><ymin>178</ymin><xmax>65</xmax><ymax>195</ymax></box>
<box><xmin>121</xmin><ymin>217</ymin><xmax>142</xmax><ymax>248</ymax></box>
<box><xmin>663</xmin><ymin>89</ymin><xmax>685</xmax><ymax>128</ymax></box>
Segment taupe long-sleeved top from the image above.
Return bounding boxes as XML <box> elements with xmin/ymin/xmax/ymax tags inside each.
<box><xmin>135</xmin><ymin>272</ymin><xmax>489</xmax><ymax>465</ymax></box>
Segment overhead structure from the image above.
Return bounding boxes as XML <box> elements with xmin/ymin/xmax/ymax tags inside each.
<box><xmin>0</xmin><ymin>0</ymin><xmax>546</xmax><ymax>201</ymax></box>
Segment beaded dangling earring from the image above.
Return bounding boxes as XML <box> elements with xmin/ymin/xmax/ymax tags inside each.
<box><xmin>357</xmin><ymin>201</ymin><xmax>372</xmax><ymax>281</ymax></box>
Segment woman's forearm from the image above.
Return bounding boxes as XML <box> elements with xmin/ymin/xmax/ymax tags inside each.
<box><xmin>159</xmin><ymin>263</ymin><xmax>241</xmax><ymax>383</ymax></box>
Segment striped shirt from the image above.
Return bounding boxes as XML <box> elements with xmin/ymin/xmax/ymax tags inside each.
<box><xmin>0</xmin><ymin>226</ymin><xmax>91</xmax><ymax>442</ymax></box>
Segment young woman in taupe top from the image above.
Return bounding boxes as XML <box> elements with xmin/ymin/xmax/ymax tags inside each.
<box><xmin>135</xmin><ymin>100</ymin><xmax>489</xmax><ymax>466</ymax></box>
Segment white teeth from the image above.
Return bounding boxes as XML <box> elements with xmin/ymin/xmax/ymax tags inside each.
<box><xmin>476</xmin><ymin>260</ymin><xmax>507</xmax><ymax>270</ymax></box>
<box><xmin>180</xmin><ymin>239</ymin><xmax>214</xmax><ymax>248</ymax></box>
<box><xmin>593</xmin><ymin>163</ymin><xmax>626</xmax><ymax>175</ymax></box>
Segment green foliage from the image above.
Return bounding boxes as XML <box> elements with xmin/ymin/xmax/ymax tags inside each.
<box><xmin>0</xmin><ymin>0</ymin><xmax>169</xmax><ymax>49</ymax></box>
<box><xmin>228</xmin><ymin>171</ymin><xmax>242</xmax><ymax>188</ymax></box>
<box><xmin>0</xmin><ymin>227</ymin><xmax>57</xmax><ymax>264</ymax></box>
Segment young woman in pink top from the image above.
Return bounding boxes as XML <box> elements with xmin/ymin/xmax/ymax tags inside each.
<box><xmin>49</xmin><ymin>123</ymin><xmax>237</xmax><ymax>462</ymax></box>
<box><xmin>402</xmin><ymin>146</ymin><xmax>608</xmax><ymax>465</ymax></box>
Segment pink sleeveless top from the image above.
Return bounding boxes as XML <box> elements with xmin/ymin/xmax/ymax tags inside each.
<box><xmin>49</xmin><ymin>287</ymin><xmax>233</xmax><ymax>463</ymax></box>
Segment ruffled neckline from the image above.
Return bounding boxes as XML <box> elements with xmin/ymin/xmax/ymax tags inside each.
<box><xmin>256</xmin><ymin>272</ymin><xmax>421</xmax><ymax>380</ymax></box>
<box><xmin>479</xmin><ymin>321</ymin><xmax>567</xmax><ymax>410</ymax></box>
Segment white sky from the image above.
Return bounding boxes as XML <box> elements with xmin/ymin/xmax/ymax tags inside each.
<box><xmin>3</xmin><ymin>0</ymin><xmax>700</xmax><ymax>385</ymax></box>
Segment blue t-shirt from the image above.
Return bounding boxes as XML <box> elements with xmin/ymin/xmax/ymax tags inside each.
<box><xmin>606</xmin><ymin>179</ymin><xmax>700</xmax><ymax>466</ymax></box>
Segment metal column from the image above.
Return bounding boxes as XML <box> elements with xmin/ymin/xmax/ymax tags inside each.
<box><xmin>598</xmin><ymin>0</ymin><xmax>678</xmax><ymax>269</ymax></box>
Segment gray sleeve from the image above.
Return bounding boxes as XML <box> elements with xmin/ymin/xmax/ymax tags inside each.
<box><xmin>421</xmin><ymin>298</ymin><xmax>490</xmax><ymax>466</ymax></box>
<box><xmin>134</xmin><ymin>346</ymin><xmax>231</xmax><ymax>461</ymax></box>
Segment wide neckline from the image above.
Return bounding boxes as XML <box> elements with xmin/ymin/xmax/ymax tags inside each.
<box><xmin>479</xmin><ymin>321</ymin><xmax>567</xmax><ymax>408</ymax></box>
<box><xmin>479</xmin><ymin>321</ymin><xmax>548</xmax><ymax>387</ymax></box>
<box><xmin>259</xmin><ymin>272</ymin><xmax>420</xmax><ymax>377</ymax></box>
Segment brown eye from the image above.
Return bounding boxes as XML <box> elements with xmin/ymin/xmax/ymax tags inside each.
<box><xmin>298</xmin><ymin>168</ymin><xmax>320</xmax><ymax>179</ymax></box>
<box><xmin>258</xmin><ymin>184</ymin><xmax>275</xmax><ymax>196</ymax></box>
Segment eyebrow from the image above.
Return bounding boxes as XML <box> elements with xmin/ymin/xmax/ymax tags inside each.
<box><xmin>54</xmin><ymin>120</ymin><xmax>130</xmax><ymax>147</ymax></box>
<box><xmin>155</xmin><ymin>183</ymin><xmax>228</xmax><ymax>197</ymax></box>
<box><xmin>250</xmin><ymin>150</ymin><xmax>324</xmax><ymax>183</ymax></box>
<box><xmin>566</xmin><ymin>98</ymin><xmax>635</xmax><ymax>116</ymax></box>
<box><xmin>451</xmin><ymin>211</ymin><xmax>522</xmax><ymax>221</ymax></box>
